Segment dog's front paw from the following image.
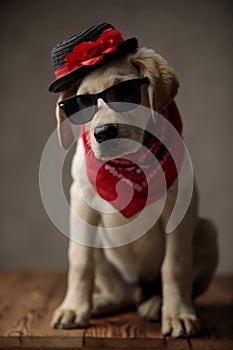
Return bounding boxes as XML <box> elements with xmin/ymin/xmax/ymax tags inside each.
<box><xmin>51</xmin><ymin>307</ymin><xmax>90</xmax><ymax>329</ymax></box>
<box><xmin>162</xmin><ymin>304</ymin><xmax>202</xmax><ymax>337</ymax></box>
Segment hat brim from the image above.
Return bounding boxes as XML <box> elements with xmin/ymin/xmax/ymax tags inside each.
<box><xmin>48</xmin><ymin>38</ymin><xmax>138</xmax><ymax>93</ymax></box>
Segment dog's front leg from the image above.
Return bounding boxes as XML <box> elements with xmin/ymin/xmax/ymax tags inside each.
<box><xmin>51</xmin><ymin>182</ymin><xmax>99</xmax><ymax>329</ymax></box>
<box><xmin>161</xmin><ymin>187</ymin><xmax>201</xmax><ymax>337</ymax></box>
<box><xmin>51</xmin><ymin>242</ymin><xmax>94</xmax><ymax>329</ymax></box>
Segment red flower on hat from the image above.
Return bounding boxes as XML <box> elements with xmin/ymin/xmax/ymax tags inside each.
<box><xmin>65</xmin><ymin>28</ymin><xmax>124</xmax><ymax>71</ymax></box>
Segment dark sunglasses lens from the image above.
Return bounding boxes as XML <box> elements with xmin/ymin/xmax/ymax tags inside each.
<box><xmin>106</xmin><ymin>81</ymin><xmax>140</xmax><ymax>112</ymax></box>
<box><xmin>63</xmin><ymin>95</ymin><xmax>96</xmax><ymax>124</ymax></box>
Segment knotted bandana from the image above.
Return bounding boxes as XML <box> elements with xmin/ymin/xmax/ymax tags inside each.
<box><xmin>81</xmin><ymin>101</ymin><xmax>183</xmax><ymax>217</ymax></box>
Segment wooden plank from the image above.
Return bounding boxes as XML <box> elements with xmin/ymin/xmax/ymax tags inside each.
<box><xmin>0</xmin><ymin>272</ymin><xmax>84</xmax><ymax>348</ymax></box>
<box><xmin>191</xmin><ymin>276</ymin><xmax>233</xmax><ymax>349</ymax></box>
<box><xmin>84</xmin><ymin>312</ymin><xmax>192</xmax><ymax>349</ymax></box>
<box><xmin>0</xmin><ymin>272</ymin><xmax>24</xmax><ymax>323</ymax></box>
<box><xmin>0</xmin><ymin>273</ymin><xmax>232</xmax><ymax>349</ymax></box>
<box><xmin>84</xmin><ymin>312</ymin><xmax>162</xmax><ymax>348</ymax></box>
<box><xmin>195</xmin><ymin>275</ymin><xmax>233</xmax><ymax>339</ymax></box>
<box><xmin>190</xmin><ymin>339</ymin><xmax>233</xmax><ymax>350</ymax></box>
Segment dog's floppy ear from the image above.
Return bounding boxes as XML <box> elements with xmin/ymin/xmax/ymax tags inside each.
<box><xmin>130</xmin><ymin>48</ymin><xmax>179</xmax><ymax>112</ymax></box>
<box><xmin>56</xmin><ymin>84</ymin><xmax>78</xmax><ymax>150</ymax></box>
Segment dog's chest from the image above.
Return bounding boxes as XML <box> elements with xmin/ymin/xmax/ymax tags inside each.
<box><xmin>103</xmin><ymin>222</ymin><xmax>165</xmax><ymax>284</ymax></box>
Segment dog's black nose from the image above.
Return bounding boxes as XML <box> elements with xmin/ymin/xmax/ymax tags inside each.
<box><xmin>94</xmin><ymin>124</ymin><xmax>118</xmax><ymax>143</ymax></box>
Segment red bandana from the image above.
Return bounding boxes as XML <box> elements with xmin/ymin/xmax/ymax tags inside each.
<box><xmin>81</xmin><ymin>101</ymin><xmax>183</xmax><ymax>218</ymax></box>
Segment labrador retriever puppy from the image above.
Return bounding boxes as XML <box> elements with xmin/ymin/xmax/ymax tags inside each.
<box><xmin>51</xmin><ymin>47</ymin><xmax>218</xmax><ymax>337</ymax></box>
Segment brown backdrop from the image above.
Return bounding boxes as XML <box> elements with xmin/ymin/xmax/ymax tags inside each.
<box><xmin>1</xmin><ymin>0</ymin><xmax>232</xmax><ymax>272</ymax></box>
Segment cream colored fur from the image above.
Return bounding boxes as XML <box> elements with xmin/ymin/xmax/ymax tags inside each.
<box><xmin>51</xmin><ymin>48</ymin><xmax>218</xmax><ymax>337</ymax></box>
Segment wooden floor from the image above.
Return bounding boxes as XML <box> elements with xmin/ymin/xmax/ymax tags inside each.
<box><xmin>0</xmin><ymin>272</ymin><xmax>232</xmax><ymax>349</ymax></box>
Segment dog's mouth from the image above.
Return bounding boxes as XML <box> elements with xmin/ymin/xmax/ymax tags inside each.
<box><xmin>92</xmin><ymin>138</ymin><xmax>142</xmax><ymax>160</ymax></box>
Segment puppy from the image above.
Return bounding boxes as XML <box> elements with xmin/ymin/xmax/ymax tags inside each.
<box><xmin>51</xmin><ymin>47</ymin><xmax>218</xmax><ymax>337</ymax></box>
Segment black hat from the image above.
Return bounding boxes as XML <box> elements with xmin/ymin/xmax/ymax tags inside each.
<box><xmin>49</xmin><ymin>23</ymin><xmax>138</xmax><ymax>93</ymax></box>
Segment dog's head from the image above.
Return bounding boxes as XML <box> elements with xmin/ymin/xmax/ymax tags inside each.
<box><xmin>56</xmin><ymin>48</ymin><xmax>179</xmax><ymax>159</ymax></box>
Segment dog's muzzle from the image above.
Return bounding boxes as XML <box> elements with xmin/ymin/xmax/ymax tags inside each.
<box><xmin>94</xmin><ymin>124</ymin><xmax>118</xmax><ymax>143</ymax></box>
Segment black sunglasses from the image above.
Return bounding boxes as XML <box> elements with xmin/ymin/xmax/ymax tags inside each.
<box><xmin>58</xmin><ymin>77</ymin><xmax>149</xmax><ymax>124</ymax></box>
